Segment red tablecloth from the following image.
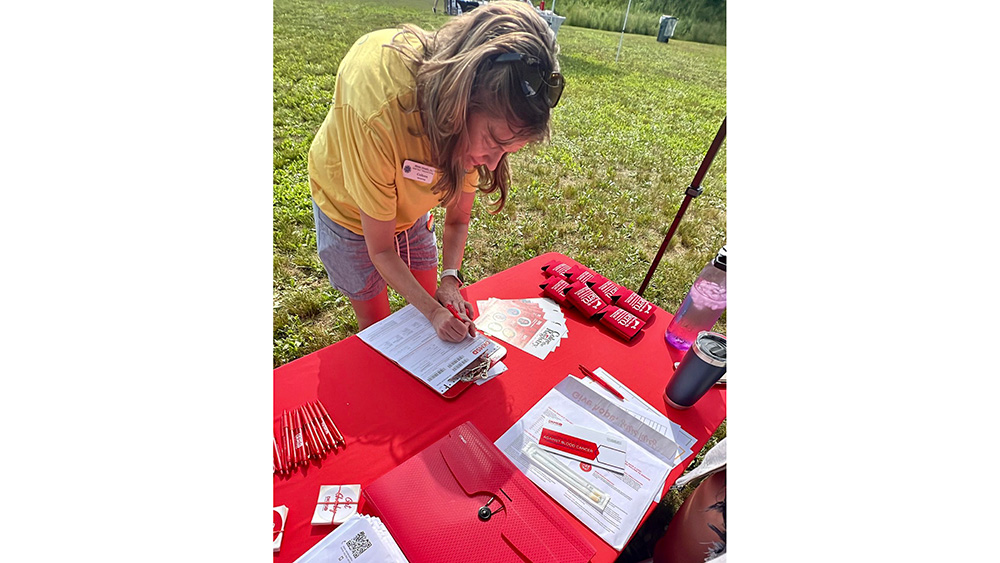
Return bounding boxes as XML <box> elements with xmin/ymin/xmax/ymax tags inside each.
<box><xmin>273</xmin><ymin>252</ymin><xmax>726</xmax><ymax>562</ymax></box>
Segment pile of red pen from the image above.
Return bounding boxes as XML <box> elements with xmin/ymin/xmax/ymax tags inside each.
<box><xmin>273</xmin><ymin>400</ymin><xmax>346</xmax><ymax>476</ymax></box>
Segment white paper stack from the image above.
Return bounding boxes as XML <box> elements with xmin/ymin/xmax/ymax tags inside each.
<box><xmin>294</xmin><ymin>514</ymin><xmax>408</xmax><ymax>563</ymax></box>
<box><xmin>474</xmin><ymin>297</ymin><xmax>568</xmax><ymax>360</ymax></box>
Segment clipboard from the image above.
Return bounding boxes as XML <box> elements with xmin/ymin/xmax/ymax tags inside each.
<box><xmin>363</xmin><ymin>421</ymin><xmax>596</xmax><ymax>563</ymax></box>
<box><xmin>356</xmin><ymin>305</ymin><xmax>507</xmax><ymax>399</ymax></box>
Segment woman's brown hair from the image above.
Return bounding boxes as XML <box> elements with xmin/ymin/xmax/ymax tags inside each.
<box><xmin>388</xmin><ymin>1</ymin><xmax>560</xmax><ymax>211</ymax></box>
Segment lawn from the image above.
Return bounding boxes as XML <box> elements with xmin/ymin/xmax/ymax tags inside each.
<box><xmin>273</xmin><ymin>0</ymin><xmax>726</xmax><ymax>539</ymax></box>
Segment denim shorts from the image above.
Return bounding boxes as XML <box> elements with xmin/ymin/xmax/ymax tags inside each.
<box><xmin>313</xmin><ymin>200</ymin><xmax>438</xmax><ymax>301</ymax></box>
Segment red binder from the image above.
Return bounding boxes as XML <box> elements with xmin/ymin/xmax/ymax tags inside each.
<box><xmin>363</xmin><ymin>421</ymin><xmax>596</xmax><ymax>563</ymax></box>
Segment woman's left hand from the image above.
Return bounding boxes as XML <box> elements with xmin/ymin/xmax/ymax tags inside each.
<box><xmin>435</xmin><ymin>279</ymin><xmax>477</xmax><ymax>337</ymax></box>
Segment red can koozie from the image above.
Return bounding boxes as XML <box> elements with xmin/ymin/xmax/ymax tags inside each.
<box><xmin>539</xmin><ymin>275</ymin><xmax>573</xmax><ymax>306</ymax></box>
<box><xmin>591</xmin><ymin>277</ymin><xmax>626</xmax><ymax>303</ymax></box>
<box><xmin>566</xmin><ymin>264</ymin><xmax>600</xmax><ymax>285</ymax></box>
<box><xmin>541</xmin><ymin>259</ymin><xmax>574</xmax><ymax>278</ymax></box>
<box><xmin>565</xmin><ymin>281</ymin><xmax>607</xmax><ymax>318</ymax></box>
<box><xmin>596</xmin><ymin>306</ymin><xmax>645</xmax><ymax>340</ymax></box>
<box><xmin>617</xmin><ymin>289</ymin><xmax>655</xmax><ymax>321</ymax></box>
<box><xmin>584</xmin><ymin>272</ymin><xmax>610</xmax><ymax>288</ymax></box>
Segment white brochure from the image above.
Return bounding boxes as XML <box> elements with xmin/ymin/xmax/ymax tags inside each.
<box><xmin>495</xmin><ymin>376</ymin><xmax>683</xmax><ymax>550</ymax></box>
<box><xmin>293</xmin><ymin>514</ymin><xmax>408</xmax><ymax>563</ymax></box>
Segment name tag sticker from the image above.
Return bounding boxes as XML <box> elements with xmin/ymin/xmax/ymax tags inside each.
<box><xmin>402</xmin><ymin>160</ymin><xmax>437</xmax><ymax>183</ymax></box>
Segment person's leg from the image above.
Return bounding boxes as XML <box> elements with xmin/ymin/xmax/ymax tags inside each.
<box><xmin>349</xmin><ymin>288</ymin><xmax>391</xmax><ymax>330</ymax></box>
<box><xmin>411</xmin><ymin>268</ymin><xmax>438</xmax><ymax>297</ymax></box>
<box><xmin>314</xmin><ymin>200</ymin><xmax>391</xmax><ymax>328</ymax></box>
<box><xmin>653</xmin><ymin>469</ymin><xmax>726</xmax><ymax>563</ymax></box>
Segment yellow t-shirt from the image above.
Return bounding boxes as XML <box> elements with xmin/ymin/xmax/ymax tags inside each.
<box><xmin>308</xmin><ymin>28</ymin><xmax>479</xmax><ymax>236</ymax></box>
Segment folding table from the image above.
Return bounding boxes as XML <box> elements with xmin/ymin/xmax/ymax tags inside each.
<box><xmin>273</xmin><ymin>251</ymin><xmax>726</xmax><ymax>562</ymax></box>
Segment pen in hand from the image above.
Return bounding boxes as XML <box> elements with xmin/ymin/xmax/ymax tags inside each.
<box><xmin>445</xmin><ymin>304</ymin><xmax>475</xmax><ymax>339</ymax></box>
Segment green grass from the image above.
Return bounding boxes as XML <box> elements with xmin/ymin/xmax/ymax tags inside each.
<box><xmin>274</xmin><ymin>0</ymin><xmax>726</xmax><ymax>523</ymax></box>
<box><xmin>274</xmin><ymin>0</ymin><xmax>726</xmax><ymax>367</ymax></box>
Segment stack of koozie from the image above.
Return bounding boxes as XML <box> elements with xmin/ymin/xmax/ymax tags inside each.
<box><xmin>539</xmin><ymin>259</ymin><xmax>655</xmax><ymax>341</ymax></box>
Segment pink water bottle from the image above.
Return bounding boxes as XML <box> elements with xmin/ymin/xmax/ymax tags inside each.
<box><xmin>665</xmin><ymin>246</ymin><xmax>726</xmax><ymax>351</ymax></box>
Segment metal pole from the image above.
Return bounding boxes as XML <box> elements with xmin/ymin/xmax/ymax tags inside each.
<box><xmin>615</xmin><ymin>0</ymin><xmax>633</xmax><ymax>63</ymax></box>
<box><xmin>637</xmin><ymin>117</ymin><xmax>727</xmax><ymax>296</ymax></box>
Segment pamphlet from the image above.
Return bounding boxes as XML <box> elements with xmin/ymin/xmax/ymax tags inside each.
<box><xmin>293</xmin><ymin>514</ymin><xmax>407</xmax><ymax>563</ymax></box>
<box><xmin>475</xmin><ymin>297</ymin><xmax>568</xmax><ymax>359</ymax></box>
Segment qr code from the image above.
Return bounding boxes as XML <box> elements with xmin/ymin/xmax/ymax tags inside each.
<box><xmin>347</xmin><ymin>530</ymin><xmax>372</xmax><ymax>558</ymax></box>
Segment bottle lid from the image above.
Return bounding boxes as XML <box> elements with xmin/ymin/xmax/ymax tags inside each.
<box><xmin>693</xmin><ymin>331</ymin><xmax>727</xmax><ymax>367</ymax></box>
<box><xmin>713</xmin><ymin>246</ymin><xmax>727</xmax><ymax>271</ymax></box>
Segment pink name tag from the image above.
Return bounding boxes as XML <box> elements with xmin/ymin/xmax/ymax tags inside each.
<box><xmin>402</xmin><ymin>159</ymin><xmax>437</xmax><ymax>183</ymax></box>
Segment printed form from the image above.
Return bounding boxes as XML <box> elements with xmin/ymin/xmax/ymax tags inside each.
<box><xmin>495</xmin><ymin>375</ymin><xmax>689</xmax><ymax>550</ymax></box>
<box><xmin>357</xmin><ymin>304</ymin><xmax>493</xmax><ymax>394</ymax></box>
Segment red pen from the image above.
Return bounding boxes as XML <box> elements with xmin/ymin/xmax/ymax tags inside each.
<box><xmin>301</xmin><ymin>405</ymin><xmax>324</xmax><ymax>457</ymax></box>
<box><xmin>294</xmin><ymin>408</ymin><xmax>308</xmax><ymax>463</ymax></box>
<box><xmin>316</xmin><ymin>400</ymin><xmax>346</xmax><ymax>448</ymax></box>
<box><xmin>445</xmin><ymin>303</ymin><xmax>464</xmax><ymax>321</ymax></box>
<box><xmin>307</xmin><ymin>401</ymin><xmax>336</xmax><ymax>451</ymax></box>
<box><xmin>578</xmin><ymin>364</ymin><xmax>626</xmax><ymax>401</ymax></box>
<box><xmin>297</xmin><ymin>407</ymin><xmax>314</xmax><ymax>459</ymax></box>
<box><xmin>301</xmin><ymin>403</ymin><xmax>326</xmax><ymax>453</ymax></box>
<box><xmin>290</xmin><ymin>409</ymin><xmax>301</xmax><ymax>465</ymax></box>
<box><xmin>273</xmin><ymin>435</ymin><xmax>282</xmax><ymax>474</ymax></box>
<box><xmin>281</xmin><ymin>410</ymin><xmax>298</xmax><ymax>472</ymax></box>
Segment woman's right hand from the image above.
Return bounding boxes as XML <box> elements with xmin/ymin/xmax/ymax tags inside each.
<box><xmin>431</xmin><ymin>306</ymin><xmax>473</xmax><ymax>343</ymax></box>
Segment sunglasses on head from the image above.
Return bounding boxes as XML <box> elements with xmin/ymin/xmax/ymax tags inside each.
<box><xmin>489</xmin><ymin>52</ymin><xmax>564</xmax><ymax>108</ymax></box>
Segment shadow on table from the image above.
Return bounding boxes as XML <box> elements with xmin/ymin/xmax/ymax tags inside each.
<box><xmin>312</xmin><ymin>341</ymin><xmax>518</xmax><ymax>466</ymax></box>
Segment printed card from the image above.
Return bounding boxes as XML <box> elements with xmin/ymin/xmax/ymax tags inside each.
<box><xmin>312</xmin><ymin>484</ymin><xmax>361</xmax><ymax>525</ymax></box>
<box><xmin>538</xmin><ymin>419</ymin><xmax>627</xmax><ymax>474</ymax></box>
<box><xmin>475</xmin><ymin>298</ymin><xmax>568</xmax><ymax>360</ymax></box>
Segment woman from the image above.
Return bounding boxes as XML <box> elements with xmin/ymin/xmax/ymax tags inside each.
<box><xmin>308</xmin><ymin>1</ymin><xmax>563</xmax><ymax>342</ymax></box>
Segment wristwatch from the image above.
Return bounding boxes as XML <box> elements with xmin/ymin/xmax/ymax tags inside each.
<box><xmin>441</xmin><ymin>268</ymin><xmax>464</xmax><ymax>287</ymax></box>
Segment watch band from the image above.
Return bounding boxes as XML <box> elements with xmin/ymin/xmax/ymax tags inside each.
<box><xmin>441</xmin><ymin>268</ymin><xmax>463</xmax><ymax>286</ymax></box>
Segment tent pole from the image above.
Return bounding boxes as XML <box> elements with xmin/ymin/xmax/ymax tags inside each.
<box><xmin>637</xmin><ymin>117</ymin><xmax>727</xmax><ymax>297</ymax></box>
<box><xmin>615</xmin><ymin>0</ymin><xmax>634</xmax><ymax>63</ymax></box>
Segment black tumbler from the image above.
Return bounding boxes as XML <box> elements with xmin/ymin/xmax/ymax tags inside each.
<box><xmin>664</xmin><ymin>331</ymin><xmax>726</xmax><ymax>409</ymax></box>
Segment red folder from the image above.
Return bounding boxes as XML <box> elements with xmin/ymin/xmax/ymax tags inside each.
<box><xmin>363</xmin><ymin>421</ymin><xmax>596</xmax><ymax>563</ymax></box>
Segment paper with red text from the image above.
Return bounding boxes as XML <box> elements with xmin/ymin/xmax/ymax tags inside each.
<box><xmin>539</xmin><ymin>419</ymin><xmax>627</xmax><ymax>473</ymax></box>
<box><xmin>494</xmin><ymin>376</ymin><xmax>682</xmax><ymax>550</ymax></box>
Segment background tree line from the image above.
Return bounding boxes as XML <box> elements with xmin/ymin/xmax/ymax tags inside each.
<box><xmin>550</xmin><ymin>0</ymin><xmax>725</xmax><ymax>45</ymax></box>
